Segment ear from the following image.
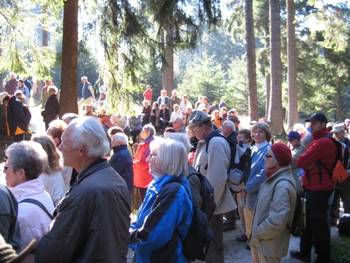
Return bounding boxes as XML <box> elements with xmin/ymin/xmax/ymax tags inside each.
<box><xmin>15</xmin><ymin>168</ymin><xmax>27</xmax><ymax>182</ymax></box>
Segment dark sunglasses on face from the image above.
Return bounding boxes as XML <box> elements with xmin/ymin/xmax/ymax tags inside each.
<box><xmin>265</xmin><ymin>154</ymin><xmax>273</xmax><ymax>159</ymax></box>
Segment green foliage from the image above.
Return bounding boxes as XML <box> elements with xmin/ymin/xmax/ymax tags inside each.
<box><xmin>178</xmin><ymin>53</ymin><xmax>226</xmax><ymax>104</ymax></box>
<box><xmin>331</xmin><ymin>237</ymin><xmax>350</xmax><ymax>263</ymax></box>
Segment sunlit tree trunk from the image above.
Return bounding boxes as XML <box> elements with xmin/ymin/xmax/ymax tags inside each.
<box><xmin>268</xmin><ymin>0</ymin><xmax>285</xmax><ymax>135</ymax></box>
<box><xmin>287</xmin><ymin>0</ymin><xmax>298</xmax><ymax>129</ymax></box>
<box><xmin>162</xmin><ymin>25</ymin><xmax>174</xmax><ymax>95</ymax></box>
<box><xmin>245</xmin><ymin>0</ymin><xmax>258</xmax><ymax>121</ymax></box>
<box><xmin>59</xmin><ymin>0</ymin><xmax>78</xmax><ymax>115</ymax></box>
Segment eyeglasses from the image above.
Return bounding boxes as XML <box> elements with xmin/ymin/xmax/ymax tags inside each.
<box><xmin>149</xmin><ymin>153</ymin><xmax>157</xmax><ymax>158</ymax></box>
<box><xmin>3</xmin><ymin>166</ymin><xmax>12</xmax><ymax>172</ymax></box>
<box><xmin>265</xmin><ymin>154</ymin><xmax>273</xmax><ymax>159</ymax></box>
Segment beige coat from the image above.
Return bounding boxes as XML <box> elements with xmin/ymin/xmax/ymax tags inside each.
<box><xmin>193</xmin><ymin>136</ymin><xmax>237</xmax><ymax>215</ymax></box>
<box><xmin>250</xmin><ymin>167</ymin><xmax>297</xmax><ymax>258</ymax></box>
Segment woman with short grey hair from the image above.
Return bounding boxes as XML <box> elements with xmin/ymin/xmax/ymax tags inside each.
<box><xmin>129</xmin><ymin>138</ymin><xmax>193</xmax><ymax>262</ymax></box>
<box><xmin>4</xmin><ymin>141</ymin><xmax>54</xmax><ymax>249</ymax></box>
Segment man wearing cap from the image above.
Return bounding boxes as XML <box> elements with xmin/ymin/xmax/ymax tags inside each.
<box><xmin>290</xmin><ymin>112</ymin><xmax>336</xmax><ymax>263</ymax></box>
<box><xmin>190</xmin><ymin>110</ymin><xmax>235</xmax><ymax>263</ymax></box>
<box><xmin>250</xmin><ymin>143</ymin><xmax>297</xmax><ymax>263</ymax></box>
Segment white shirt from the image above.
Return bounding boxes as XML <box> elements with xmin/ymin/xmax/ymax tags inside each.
<box><xmin>39</xmin><ymin>170</ymin><xmax>66</xmax><ymax>205</ymax></box>
<box><xmin>10</xmin><ymin>178</ymin><xmax>54</xmax><ymax>250</ymax></box>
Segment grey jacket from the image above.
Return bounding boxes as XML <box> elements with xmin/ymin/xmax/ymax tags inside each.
<box><xmin>35</xmin><ymin>159</ymin><xmax>131</xmax><ymax>263</ymax></box>
<box><xmin>250</xmin><ymin>167</ymin><xmax>297</xmax><ymax>258</ymax></box>
<box><xmin>193</xmin><ymin>136</ymin><xmax>236</xmax><ymax>215</ymax></box>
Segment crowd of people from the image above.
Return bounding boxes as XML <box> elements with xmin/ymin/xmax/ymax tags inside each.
<box><xmin>0</xmin><ymin>76</ymin><xmax>349</xmax><ymax>263</ymax></box>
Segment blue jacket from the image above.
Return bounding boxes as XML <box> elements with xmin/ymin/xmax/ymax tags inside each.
<box><xmin>109</xmin><ymin>145</ymin><xmax>133</xmax><ymax>194</ymax></box>
<box><xmin>129</xmin><ymin>174</ymin><xmax>193</xmax><ymax>263</ymax></box>
<box><xmin>245</xmin><ymin>141</ymin><xmax>270</xmax><ymax>209</ymax></box>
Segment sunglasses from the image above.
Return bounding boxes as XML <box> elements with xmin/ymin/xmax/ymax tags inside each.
<box><xmin>265</xmin><ymin>154</ymin><xmax>273</xmax><ymax>159</ymax></box>
<box><xmin>3</xmin><ymin>166</ymin><xmax>12</xmax><ymax>172</ymax></box>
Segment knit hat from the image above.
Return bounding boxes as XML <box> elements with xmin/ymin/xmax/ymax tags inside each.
<box><xmin>288</xmin><ymin>131</ymin><xmax>301</xmax><ymax>141</ymax></box>
<box><xmin>271</xmin><ymin>143</ymin><xmax>292</xmax><ymax>167</ymax></box>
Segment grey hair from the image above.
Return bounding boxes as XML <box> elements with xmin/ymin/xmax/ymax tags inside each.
<box><xmin>62</xmin><ymin>113</ymin><xmax>78</xmax><ymax>124</ymax></box>
<box><xmin>6</xmin><ymin>141</ymin><xmax>48</xmax><ymax>180</ymax></box>
<box><xmin>111</xmin><ymin>132</ymin><xmax>128</xmax><ymax>146</ymax></box>
<box><xmin>222</xmin><ymin>120</ymin><xmax>236</xmax><ymax>132</ymax></box>
<box><xmin>150</xmin><ymin>138</ymin><xmax>188</xmax><ymax>177</ymax></box>
<box><xmin>142</xmin><ymin>123</ymin><xmax>156</xmax><ymax>137</ymax></box>
<box><xmin>164</xmin><ymin>132</ymin><xmax>192</xmax><ymax>153</ymax></box>
<box><xmin>68</xmin><ymin>117</ymin><xmax>110</xmax><ymax>158</ymax></box>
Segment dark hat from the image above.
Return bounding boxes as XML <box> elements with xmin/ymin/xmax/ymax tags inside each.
<box><xmin>288</xmin><ymin>131</ymin><xmax>301</xmax><ymax>141</ymax></box>
<box><xmin>189</xmin><ymin>110</ymin><xmax>211</xmax><ymax>126</ymax></box>
<box><xmin>271</xmin><ymin>143</ymin><xmax>292</xmax><ymax>167</ymax></box>
<box><xmin>310</xmin><ymin>112</ymin><xmax>328</xmax><ymax>123</ymax></box>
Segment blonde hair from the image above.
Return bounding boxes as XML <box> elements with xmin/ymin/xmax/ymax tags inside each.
<box><xmin>150</xmin><ymin>138</ymin><xmax>188</xmax><ymax>177</ymax></box>
<box><xmin>32</xmin><ymin>135</ymin><xmax>62</xmax><ymax>174</ymax></box>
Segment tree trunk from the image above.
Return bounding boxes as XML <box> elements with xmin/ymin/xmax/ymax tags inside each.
<box><xmin>245</xmin><ymin>0</ymin><xmax>258</xmax><ymax>121</ymax></box>
<box><xmin>42</xmin><ymin>29</ymin><xmax>49</xmax><ymax>47</ymax></box>
<box><xmin>162</xmin><ymin>25</ymin><xmax>174</xmax><ymax>95</ymax></box>
<box><xmin>287</xmin><ymin>0</ymin><xmax>298</xmax><ymax>129</ymax></box>
<box><xmin>268</xmin><ymin>0</ymin><xmax>285</xmax><ymax>135</ymax></box>
<box><xmin>265</xmin><ymin>73</ymin><xmax>270</xmax><ymax>118</ymax></box>
<box><xmin>59</xmin><ymin>0</ymin><xmax>78</xmax><ymax>115</ymax></box>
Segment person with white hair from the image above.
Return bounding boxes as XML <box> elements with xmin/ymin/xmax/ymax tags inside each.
<box><xmin>35</xmin><ymin>117</ymin><xmax>130</xmax><ymax>262</ymax></box>
<box><xmin>109</xmin><ymin>132</ymin><xmax>133</xmax><ymax>194</ymax></box>
<box><xmin>78</xmin><ymin>76</ymin><xmax>95</xmax><ymax>112</ymax></box>
<box><xmin>129</xmin><ymin>138</ymin><xmax>193</xmax><ymax>262</ymax></box>
<box><xmin>42</xmin><ymin>85</ymin><xmax>59</xmax><ymax>130</ymax></box>
<box><xmin>4</xmin><ymin>141</ymin><xmax>54</xmax><ymax>250</ymax></box>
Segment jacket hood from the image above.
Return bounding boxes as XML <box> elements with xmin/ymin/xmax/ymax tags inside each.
<box><xmin>10</xmin><ymin>178</ymin><xmax>46</xmax><ymax>200</ymax></box>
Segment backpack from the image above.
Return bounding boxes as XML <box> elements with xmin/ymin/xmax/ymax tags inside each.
<box><xmin>338</xmin><ymin>214</ymin><xmax>350</xmax><ymax>237</ymax></box>
<box><xmin>160</xmin><ymin>172</ymin><xmax>216</xmax><ymax>261</ymax></box>
<box><xmin>316</xmin><ymin>137</ymin><xmax>349</xmax><ymax>184</ymax></box>
<box><xmin>271</xmin><ymin>178</ymin><xmax>305</xmax><ymax>236</ymax></box>
<box><xmin>206</xmin><ymin>130</ymin><xmax>251</xmax><ymax>193</ymax></box>
<box><xmin>181</xmin><ymin>171</ymin><xmax>216</xmax><ymax>261</ymax></box>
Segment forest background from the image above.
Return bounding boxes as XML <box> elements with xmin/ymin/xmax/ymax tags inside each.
<box><xmin>1</xmin><ymin>0</ymin><xmax>350</xmax><ymax>134</ymax></box>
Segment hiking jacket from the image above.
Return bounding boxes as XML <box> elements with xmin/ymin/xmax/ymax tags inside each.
<box><xmin>193</xmin><ymin>130</ymin><xmax>236</xmax><ymax>215</ymax></box>
<box><xmin>10</xmin><ymin>178</ymin><xmax>54</xmax><ymax>250</ymax></box>
<box><xmin>250</xmin><ymin>167</ymin><xmax>297</xmax><ymax>258</ymax></box>
<box><xmin>245</xmin><ymin>141</ymin><xmax>270</xmax><ymax>209</ymax></box>
<box><xmin>129</xmin><ymin>174</ymin><xmax>192</xmax><ymax>263</ymax></box>
<box><xmin>110</xmin><ymin>145</ymin><xmax>134</xmax><ymax>194</ymax></box>
<box><xmin>133</xmin><ymin>137</ymin><xmax>153</xmax><ymax>188</ymax></box>
<box><xmin>297</xmin><ymin>128</ymin><xmax>336</xmax><ymax>191</ymax></box>
<box><xmin>35</xmin><ymin>159</ymin><xmax>131</xmax><ymax>263</ymax></box>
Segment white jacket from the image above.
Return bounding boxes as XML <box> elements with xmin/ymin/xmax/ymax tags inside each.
<box><xmin>10</xmin><ymin>178</ymin><xmax>54</xmax><ymax>250</ymax></box>
<box><xmin>39</xmin><ymin>170</ymin><xmax>66</xmax><ymax>205</ymax></box>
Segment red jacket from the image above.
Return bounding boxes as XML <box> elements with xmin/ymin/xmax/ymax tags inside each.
<box><xmin>143</xmin><ymin>88</ymin><xmax>153</xmax><ymax>101</ymax></box>
<box><xmin>297</xmin><ymin>128</ymin><xmax>336</xmax><ymax>191</ymax></box>
<box><xmin>133</xmin><ymin>138</ymin><xmax>153</xmax><ymax>188</ymax></box>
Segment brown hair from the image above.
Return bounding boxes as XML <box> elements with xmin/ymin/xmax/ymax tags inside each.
<box><xmin>32</xmin><ymin>135</ymin><xmax>62</xmax><ymax>174</ymax></box>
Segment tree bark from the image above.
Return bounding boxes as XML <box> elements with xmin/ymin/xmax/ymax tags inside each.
<box><xmin>42</xmin><ymin>29</ymin><xmax>49</xmax><ymax>47</ymax></box>
<box><xmin>162</xmin><ymin>25</ymin><xmax>174</xmax><ymax>95</ymax></box>
<box><xmin>268</xmin><ymin>0</ymin><xmax>285</xmax><ymax>135</ymax></box>
<box><xmin>265</xmin><ymin>73</ymin><xmax>270</xmax><ymax>118</ymax></box>
<box><xmin>287</xmin><ymin>0</ymin><xmax>298</xmax><ymax>129</ymax></box>
<box><xmin>59</xmin><ymin>0</ymin><xmax>78</xmax><ymax>115</ymax></box>
<box><xmin>245</xmin><ymin>0</ymin><xmax>258</xmax><ymax>121</ymax></box>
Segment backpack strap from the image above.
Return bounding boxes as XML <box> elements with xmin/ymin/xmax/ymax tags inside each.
<box><xmin>19</xmin><ymin>199</ymin><xmax>53</xmax><ymax>220</ymax></box>
<box><xmin>316</xmin><ymin>137</ymin><xmax>341</xmax><ymax>182</ymax></box>
<box><xmin>271</xmin><ymin>178</ymin><xmax>296</xmax><ymax>201</ymax></box>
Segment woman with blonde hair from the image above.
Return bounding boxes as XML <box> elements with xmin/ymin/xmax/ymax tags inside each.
<box><xmin>32</xmin><ymin>135</ymin><xmax>65</xmax><ymax>205</ymax></box>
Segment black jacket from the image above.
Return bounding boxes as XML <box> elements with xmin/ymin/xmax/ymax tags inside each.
<box><xmin>35</xmin><ymin>159</ymin><xmax>131</xmax><ymax>262</ymax></box>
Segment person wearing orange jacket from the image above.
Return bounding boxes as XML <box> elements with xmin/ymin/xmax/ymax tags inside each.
<box><xmin>133</xmin><ymin>124</ymin><xmax>155</xmax><ymax>203</ymax></box>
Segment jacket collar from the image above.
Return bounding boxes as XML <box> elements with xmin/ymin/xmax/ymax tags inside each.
<box><xmin>10</xmin><ymin>178</ymin><xmax>46</xmax><ymax>200</ymax></box>
<box><xmin>76</xmin><ymin>158</ymin><xmax>109</xmax><ymax>185</ymax></box>
<box><xmin>267</xmin><ymin>166</ymin><xmax>291</xmax><ymax>181</ymax></box>
<box><xmin>312</xmin><ymin>128</ymin><xmax>330</xmax><ymax>139</ymax></box>
<box><xmin>113</xmin><ymin>145</ymin><xmax>128</xmax><ymax>152</ymax></box>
